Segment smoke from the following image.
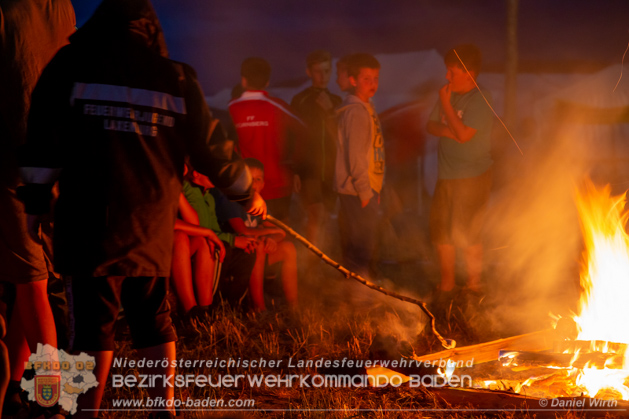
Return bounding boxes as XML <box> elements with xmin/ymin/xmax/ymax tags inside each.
<box><xmin>480</xmin><ymin>95</ymin><xmax>626</xmax><ymax>336</ymax></box>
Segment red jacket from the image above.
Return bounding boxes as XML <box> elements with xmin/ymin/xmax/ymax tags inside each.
<box><xmin>229</xmin><ymin>90</ymin><xmax>305</xmax><ymax>200</ymax></box>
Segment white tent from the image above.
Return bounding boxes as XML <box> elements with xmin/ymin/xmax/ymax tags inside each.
<box><xmin>532</xmin><ymin>64</ymin><xmax>629</xmax><ymax>187</ymax></box>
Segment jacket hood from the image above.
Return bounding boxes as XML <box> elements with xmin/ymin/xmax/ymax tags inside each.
<box><xmin>70</xmin><ymin>0</ymin><xmax>168</xmax><ymax>57</ymax></box>
<box><xmin>336</xmin><ymin>93</ymin><xmax>371</xmax><ymax>114</ymax></box>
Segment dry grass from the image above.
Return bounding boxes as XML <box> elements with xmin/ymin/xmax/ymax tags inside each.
<box><xmin>98</xmin><ymin>275</ymin><xmax>624</xmax><ymax>419</ymax></box>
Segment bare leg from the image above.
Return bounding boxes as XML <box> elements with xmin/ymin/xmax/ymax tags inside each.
<box><xmin>6</xmin><ymin>280</ymin><xmax>58</xmax><ymax>381</ymax></box>
<box><xmin>170</xmin><ymin>232</ymin><xmax>197</xmax><ymax>313</ymax></box>
<box><xmin>267</xmin><ymin>241</ymin><xmax>298</xmax><ymax>307</ymax></box>
<box><xmin>464</xmin><ymin>243</ymin><xmax>483</xmax><ymax>291</ymax></box>
<box><xmin>436</xmin><ymin>244</ymin><xmax>456</xmax><ymax>292</ymax></box>
<box><xmin>16</xmin><ymin>280</ymin><xmax>57</xmax><ymax>350</ymax></box>
<box><xmin>5</xmin><ymin>311</ymin><xmax>29</xmax><ymax>381</ymax></box>
<box><xmin>0</xmin><ymin>316</ymin><xmax>9</xmax><ymax>416</ymax></box>
<box><xmin>191</xmin><ymin>237</ymin><xmax>215</xmax><ymax>307</ymax></box>
<box><xmin>73</xmin><ymin>344</ymin><xmax>175</xmax><ymax>418</ymax></box>
<box><xmin>137</xmin><ymin>342</ymin><xmax>176</xmax><ymax>416</ymax></box>
<box><xmin>73</xmin><ymin>350</ymin><xmax>113</xmax><ymax>419</ymax></box>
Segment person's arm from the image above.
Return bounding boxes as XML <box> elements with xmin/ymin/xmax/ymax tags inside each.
<box><xmin>17</xmin><ymin>48</ymin><xmax>74</xmax><ymax>238</ymax></box>
<box><xmin>174</xmin><ymin>219</ymin><xmax>226</xmax><ymax>262</ymax></box>
<box><xmin>227</xmin><ymin>217</ymin><xmax>259</xmax><ymax>236</ymax></box>
<box><xmin>176</xmin><ymin>193</ymin><xmax>226</xmax><ymax>261</ymax></box>
<box><xmin>227</xmin><ymin>217</ymin><xmax>286</xmax><ymax>240</ymax></box>
<box><xmin>233</xmin><ymin>235</ymin><xmax>257</xmax><ymax>253</ymax></box>
<box><xmin>426</xmin><ymin>120</ymin><xmax>456</xmax><ymax>139</ymax></box>
<box><xmin>260</xmin><ymin>220</ymin><xmax>286</xmax><ymax>241</ymax></box>
<box><xmin>177</xmin><ymin>193</ymin><xmax>200</xmax><ymax>225</ymax></box>
<box><xmin>437</xmin><ymin>84</ymin><xmax>477</xmax><ymax>144</ymax></box>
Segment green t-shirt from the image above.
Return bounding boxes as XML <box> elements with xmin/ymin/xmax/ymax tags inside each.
<box><xmin>182</xmin><ymin>180</ymin><xmax>235</xmax><ymax>247</ymax></box>
<box><xmin>429</xmin><ymin>88</ymin><xmax>493</xmax><ymax>179</ymax></box>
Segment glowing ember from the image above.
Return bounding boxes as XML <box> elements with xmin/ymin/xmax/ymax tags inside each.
<box><xmin>571</xmin><ymin>180</ymin><xmax>629</xmax><ymax>398</ymax></box>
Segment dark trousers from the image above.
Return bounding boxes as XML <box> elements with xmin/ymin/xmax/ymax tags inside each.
<box><xmin>216</xmin><ymin>246</ymin><xmax>256</xmax><ymax>309</ymax></box>
<box><xmin>338</xmin><ymin>193</ymin><xmax>380</xmax><ymax>278</ymax></box>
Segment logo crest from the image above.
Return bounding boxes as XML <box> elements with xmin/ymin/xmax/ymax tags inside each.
<box><xmin>35</xmin><ymin>375</ymin><xmax>60</xmax><ymax>407</ymax></box>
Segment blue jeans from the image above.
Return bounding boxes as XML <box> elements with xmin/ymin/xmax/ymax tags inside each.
<box><xmin>338</xmin><ymin>193</ymin><xmax>379</xmax><ymax>278</ymax></box>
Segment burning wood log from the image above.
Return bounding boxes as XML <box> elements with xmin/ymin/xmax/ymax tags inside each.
<box><xmin>428</xmin><ymin>387</ymin><xmax>629</xmax><ymax>418</ymax></box>
<box><xmin>499</xmin><ymin>350</ymin><xmax>626</xmax><ymax>370</ymax></box>
<box><xmin>553</xmin><ymin>340</ymin><xmax>628</xmax><ymax>355</ymax></box>
<box><xmin>411</xmin><ymin>329</ymin><xmax>557</xmax><ymax>366</ymax></box>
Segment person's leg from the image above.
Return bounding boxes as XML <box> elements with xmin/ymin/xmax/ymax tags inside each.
<box><xmin>267</xmin><ymin>241</ymin><xmax>298</xmax><ymax>307</ymax></box>
<box><xmin>170</xmin><ymin>231</ymin><xmax>197</xmax><ymax>313</ymax></box>
<box><xmin>16</xmin><ymin>280</ymin><xmax>58</xmax><ymax>350</ymax></box>
<box><xmin>452</xmin><ymin>170</ymin><xmax>491</xmax><ymax>291</ymax></box>
<box><xmin>136</xmin><ymin>342</ymin><xmax>176</xmax><ymax>409</ymax></box>
<box><xmin>5</xmin><ymin>311</ymin><xmax>29</xmax><ymax>382</ymax></box>
<box><xmin>305</xmin><ymin>202</ymin><xmax>325</xmax><ymax>246</ymax></box>
<box><xmin>190</xmin><ymin>236</ymin><xmax>216</xmax><ymax>307</ymax></box>
<box><xmin>3</xmin><ymin>309</ymin><xmax>30</xmax><ymax>416</ymax></box>
<box><xmin>0</xmin><ymin>316</ymin><xmax>9</xmax><ymax>417</ymax></box>
<box><xmin>218</xmin><ymin>247</ymin><xmax>257</xmax><ymax>310</ymax></box>
<box><xmin>6</xmin><ymin>280</ymin><xmax>58</xmax><ymax>381</ymax></box>
<box><xmin>1</xmin><ymin>181</ymin><xmax>56</xmax><ymax>413</ymax></box>
<box><xmin>338</xmin><ymin>194</ymin><xmax>379</xmax><ymax>278</ymax></box>
<box><xmin>337</xmin><ymin>195</ymin><xmax>351</xmax><ymax>265</ymax></box>
<box><xmin>249</xmin><ymin>243</ymin><xmax>267</xmax><ymax>312</ymax></box>
<box><xmin>122</xmin><ymin>277</ymin><xmax>177</xmax><ymax>417</ymax></box>
<box><xmin>73</xmin><ymin>351</ymin><xmax>113</xmax><ymax>419</ymax></box>
<box><xmin>429</xmin><ymin>179</ymin><xmax>456</xmax><ymax>292</ymax></box>
<box><xmin>436</xmin><ymin>244</ymin><xmax>456</xmax><ymax>292</ymax></box>
<box><xmin>68</xmin><ymin>275</ymin><xmax>122</xmax><ymax>418</ymax></box>
<box><xmin>464</xmin><ymin>244</ymin><xmax>483</xmax><ymax>291</ymax></box>
<box><xmin>301</xmin><ymin>178</ymin><xmax>325</xmax><ymax>247</ymax></box>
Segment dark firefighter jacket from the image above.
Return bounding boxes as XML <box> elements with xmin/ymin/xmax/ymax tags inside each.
<box><xmin>18</xmin><ymin>0</ymin><xmax>252</xmax><ymax>277</ymax></box>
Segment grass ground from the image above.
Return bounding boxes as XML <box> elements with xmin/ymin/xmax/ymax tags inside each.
<box><xmin>98</xmin><ymin>258</ymin><xmax>622</xmax><ymax>419</ymax></box>
<box><xmin>97</xmin><ymin>201</ymin><xmax>617</xmax><ymax>418</ymax></box>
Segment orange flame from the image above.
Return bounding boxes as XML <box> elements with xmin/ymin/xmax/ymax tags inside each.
<box><xmin>572</xmin><ymin>180</ymin><xmax>629</xmax><ymax>398</ymax></box>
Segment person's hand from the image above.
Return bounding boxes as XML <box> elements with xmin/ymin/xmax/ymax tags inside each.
<box><xmin>263</xmin><ymin>237</ymin><xmax>277</xmax><ymax>253</ymax></box>
<box><xmin>293</xmin><ymin>174</ymin><xmax>301</xmax><ymax>194</ymax></box>
<box><xmin>234</xmin><ymin>236</ymin><xmax>257</xmax><ymax>253</ymax></box>
<box><xmin>315</xmin><ymin>91</ymin><xmax>334</xmax><ymax>112</ymax></box>
<box><xmin>207</xmin><ymin>237</ymin><xmax>226</xmax><ymax>262</ymax></box>
<box><xmin>439</xmin><ymin>83</ymin><xmax>451</xmax><ymax>105</ymax></box>
<box><xmin>26</xmin><ymin>214</ymin><xmax>42</xmax><ymax>242</ymax></box>
<box><xmin>245</xmin><ymin>191</ymin><xmax>267</xmax><ymax>219</ymax></box>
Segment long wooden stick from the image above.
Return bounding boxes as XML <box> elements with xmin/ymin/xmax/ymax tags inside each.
<box><xmin>266</xmin><ymin>215</ymin><xmax>455</xmax><ymax>350</ymax></box>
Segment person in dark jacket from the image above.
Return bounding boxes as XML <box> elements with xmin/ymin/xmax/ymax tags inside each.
<box><xmin>291</xmin><ymin>50</ymin><xmax>342</xmax><ymax>249</ymax></box>
<box><xmin>0</xmin><ymin>0</ymin><xmax>75</xmax><ymax>416</ymax></box>
<box><xmin>17</xmin><ymin>0</ymin><xmax>265</xmax><ymax>417</ymax></box>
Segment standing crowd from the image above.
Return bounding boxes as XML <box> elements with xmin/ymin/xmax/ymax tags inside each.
<box><xmin>0</xmin><ymin>0</ymin><xmax>494</xmax><ymax>418</ymax></box>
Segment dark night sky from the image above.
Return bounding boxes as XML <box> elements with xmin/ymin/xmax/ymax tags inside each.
<box><xmin>71</xmin><ymin>0</ymin><xmax>629</xmax><ymax>95</ymax></box>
